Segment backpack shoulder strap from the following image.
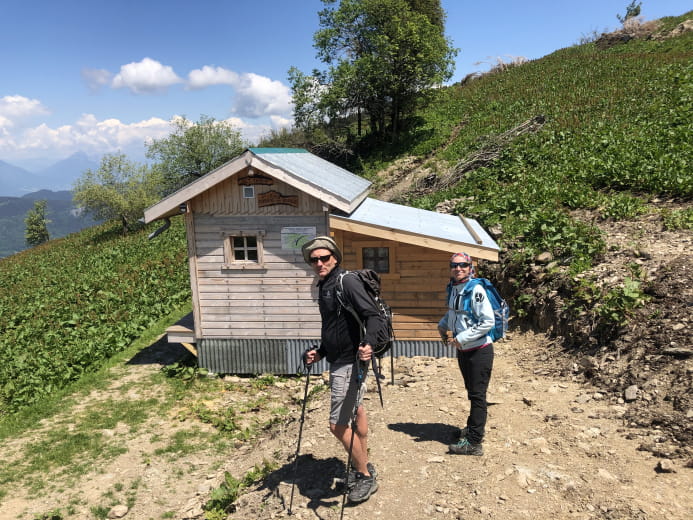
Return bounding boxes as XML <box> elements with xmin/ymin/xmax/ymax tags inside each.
<box><xmin>461</xmin><ymin>278</ymin><xmax>482</xmax><ymax>314</ymax></box>
<box><xmin>335</xmin><ymin>270</ymin><xmax>359</xmax><ymax>318</ymax></box>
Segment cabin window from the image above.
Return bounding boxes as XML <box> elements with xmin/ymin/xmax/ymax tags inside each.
<box><xmin>222</xmin><ymin>230</ymin><xmax>265</xmax><ymax>269</ymax></box>
<box><xmin>354</xmin><ymin>240</ymin><xmax>399</xmax><ymax>279</ymax></box>
<box><xmin>362</xmin><ymin>247</ymin><xmax>390</xmax><ymax>273</ymax></box>
<box><xmin>242</xmin><ymin>186</ymin><xmax>255</xmax><ymax>198</ymax></box>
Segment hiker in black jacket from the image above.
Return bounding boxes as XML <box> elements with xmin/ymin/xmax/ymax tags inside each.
<box><xmin>302</xmin><ymin>236</ymin><xmax>381</xmax><ymax>504</ymax></box>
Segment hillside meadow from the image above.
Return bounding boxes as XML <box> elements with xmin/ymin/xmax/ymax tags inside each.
<box><xmin>0</xmin><ymin>10</ymin><xmax>690</xmax><ymax>424</ymax></box>
<box><xmin>0</xmin><ymin>220</ymin><xmax>190</xmax><ymax>414</ymax></box>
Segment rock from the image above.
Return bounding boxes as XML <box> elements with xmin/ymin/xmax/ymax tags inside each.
<box><xmin>488</xmin><ymin>225</ymin><xmax>503</xmax><ymax>238</ymax></box>
<box><xmin>107</xmin><ymin>505</ymin><xmax>129</xmax><ymax>519</ymax></box>
<box><xmin>625</xmin><ymin>385</ymin><xmax>639</xmax><ymax>402</ymax></box>
<box><xmin>535</xmin><ymin>252</ymin><xmax>553</xmax><ymax>264</ymax></box>
<box><xmin>597</xmin><ymin>468</ymin><xmax>617</xmax><ymax>481</ymax></box>
<box><xmin>656</xmin><ymin>459</ymin><xmax>676</xmax><ymax>473</ymax></box>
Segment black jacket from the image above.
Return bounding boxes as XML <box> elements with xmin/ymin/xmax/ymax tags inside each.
<box><xmin>316</xmin><ymin>266</ymin><xmax>385</xmax><ymax>364</ymax></box>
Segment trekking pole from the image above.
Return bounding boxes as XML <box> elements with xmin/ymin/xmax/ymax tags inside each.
<box><xmin>288</xmin><ymin>352</ymin><xmax>313</xmax><ymax>515</ymax></box>
<box><xmin>339</xmin><ymin>359</ymin><xmax>367</xmax><ymax>520</ymax></box>
<box><xmin>372</xmin><ymin>356</ymin><xmax>384</xmax><ymax>408</ymax></box>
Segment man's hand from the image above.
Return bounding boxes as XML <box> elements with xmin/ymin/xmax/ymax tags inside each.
<box><xmin>304</xmin><ymin>349</ymin><xmax>321</xmax><ymax>365</ymax></box>
<box><xmin>358</xmin><ymin>343</ymin><xmax>373</xmax><ymax>361</ymax></box>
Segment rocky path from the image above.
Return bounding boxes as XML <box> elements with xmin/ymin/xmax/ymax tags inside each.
<box><xmin>222</xmin><ymin>331</ymin><xmax>692</xmax><ymax>520</ymax></box>
<box><xmin>1</xmin><ymin>330</ymin><xmax>691</xmax><ymax>520</ymax></box>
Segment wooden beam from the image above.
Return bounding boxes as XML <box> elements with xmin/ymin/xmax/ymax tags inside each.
<box><xmin>459</xmin><ymin>215</ymin><xmax>483</xmax><ymax>245</ymax></box>
<box><xmin>181</xmin><ymin>342</ymin><xmax>198</xmax><ymax>357</ymax></box>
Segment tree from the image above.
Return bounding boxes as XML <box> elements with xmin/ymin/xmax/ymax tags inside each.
<box><xmin>24</xmin><ymin>199</ymin><xmax>50</xmax><ymax>246</ymax></box>
<box><xmin>73</xmin><ymin>153</ymin><xmax>162</xmax><ymax>232</ymax></box>
<box><xmin>146</xmin><ymin>115</ymin><xmax>246</xmax><ymax>195</ymax></box>
<box><xmin>617</xmin><ymin>1</ymin><xmax>642</xmax><ymax>24</ymax></box>
<box><xmin>291</xmin><ymin>0</ymin><xmax>457</xmax><ymax>142</ymax></box>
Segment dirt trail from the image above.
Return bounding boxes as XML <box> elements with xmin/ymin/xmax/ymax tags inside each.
<box><xmin>1</xmin><ymin>330</ymin><xmax>691</xmax><ymax>520</ymax></box>
<box><xmin>230</xmin><ymin>331</ymin><xmax>692</xmax><ymax>520</ymax></box>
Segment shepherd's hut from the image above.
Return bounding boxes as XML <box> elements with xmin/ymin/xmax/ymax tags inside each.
<box><xmin>144</xmin><ymin>148</ymin><xmax>499</xmax><ymax>374</ymax></box>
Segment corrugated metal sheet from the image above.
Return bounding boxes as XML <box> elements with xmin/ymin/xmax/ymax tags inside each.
<box><xmin>333</xmin><ymin>197</ymin><xmax>499</xmax><ymax>252</ymax></box>
<box><xmin>198</xmin><ymin>339</ymin><xmax>456</xmax><ymax>375</ymax></box>
<box><xmin>249</xmin><ymin>148</ymin><xmax>371</xmax><ymax>208</ymax></box>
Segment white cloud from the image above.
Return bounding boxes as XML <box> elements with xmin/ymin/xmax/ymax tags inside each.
<box><xmin>0</xmin><ymin>95</ymin><xmax>50</xmax><ymax>128</ymax></box>
<box><xmin>187</xmin><ymin>65</ymin><xmax>239</xmax><ymax>89</ymax></box>
<box><xmin>186</xmin><ymin>66</ymin><xmax>293</xmax><ymax>119</ymax></box>
<box><xmin>269</xmin><ymin>114</ymin><xmax>293</xmax><ymax>129</ymax></box>
<box><xmin>0</xmin><ymin>114</ymin><xmax>172</xmax><ymax>162</ymax></box>
<box><xmin>112</xmin><ymin>57</ymin><xmax>182</xmax><ymax>94</ymax></box>
<box><xmin>81</xmin><ymin>68</ymin><xmax>113</xmax><ymax>93</ymax></box>
<box><xmin>231</xmin><ymin>72</ymin><xmax>293</xmax><ymax>118</ymax></box>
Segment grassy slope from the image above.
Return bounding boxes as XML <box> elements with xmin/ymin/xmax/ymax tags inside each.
<box><xmin>0</xmin><ymin>220</ymin><xmax>190</xmax><ymax>414</ymax></box>
<box><xmin>362</xmin><ymin>11</ymin><xmax>691</xmax><ymax>269</ymax></box>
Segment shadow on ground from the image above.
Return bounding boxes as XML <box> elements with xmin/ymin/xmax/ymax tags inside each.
<box><xmin>126</xmin><ymin>334</ymin><xmax>190</xmax><ymax>366</ymax></box>
<box><xmin>388</xmin><ymin>421</ymin><xmax>459</xmax><ymax>444</ymax></box>
<box><xmin>260</xmin><ymin>453</ymin><xmax>347</xmax><ymax>515</ymax></box>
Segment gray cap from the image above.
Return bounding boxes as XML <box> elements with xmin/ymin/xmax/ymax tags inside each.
<box><xmin>301</xmin><ymin>236</ymin><xmax>342</xmax><ymax>264</ymax></box>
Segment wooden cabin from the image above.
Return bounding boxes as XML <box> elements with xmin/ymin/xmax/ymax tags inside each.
<box><xmin>144</xmin><ymin>148</ymin><xmax>499</xmax><ymax>374</ymax></box>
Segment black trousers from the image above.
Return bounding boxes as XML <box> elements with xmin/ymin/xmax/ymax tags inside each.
<box><xmin>457</xmin><ymin>343</ymin><xmax>494</xmax><ymax>444</ymax></box>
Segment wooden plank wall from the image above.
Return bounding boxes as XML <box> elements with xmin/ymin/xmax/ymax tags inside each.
<box><xmin>195</xmin><ymin>174</ymin><xmax>325</xmax><ymax>216</ymax></box>
<box><xmin>336</xmin><ymin>230</ymin><xmax>452</xmax><ymax>341</ymax></box>
<box><xmin>192</xmin><ymin>208</ymin><xmax>327</xmax><ymax>339</ymax></box>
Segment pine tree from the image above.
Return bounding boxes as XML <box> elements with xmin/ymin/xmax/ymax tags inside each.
<box><xmin>25</xmin><ymin>199</ymin><xmax>51</xmax><ymax>246</ymax></box>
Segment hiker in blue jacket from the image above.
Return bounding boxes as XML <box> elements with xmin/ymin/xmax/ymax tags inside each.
<box><xmin>302</xmin><ymin>236</ymin><xmax>380</xmax><ymax>504</ymax></box>
<box><xmin>438</xmin><ymin>252</ymin><xmax>495</xmax><ymax>456</ymax></box>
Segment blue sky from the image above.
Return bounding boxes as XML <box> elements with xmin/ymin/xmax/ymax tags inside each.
<box><xmin>1</xmin><ymin>0</ymin><xmax>690</xmax><ymax>170</ymax></box>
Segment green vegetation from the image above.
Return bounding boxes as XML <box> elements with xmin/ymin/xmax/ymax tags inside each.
<box><xmin>661</xmin><ymin>206</ymin><xmax>693</xmax><ymax>230</ymax></box>
<box><xmin>24</xmin><ymin>199</ymin><xmax>51</xmax><ymax>246</ymax></box>
<box><xmin>290</xmin><ymin>0</ymin><xmax>456</xmax><ymax>142</ymax></box>
<box><xmin>0</xmin><ymin>192</ymin><xmax>99</xmax><ymax>259</ymax></box>
<box><xmin>146</xmin><ymin>115</ymin><xmax>246</xmax><ymax>195</ymax></box>
<box><xmin>204</xmin><ymin>461</ymin><xmax>277</xmax><ymax>518</ymax></box>
<box><xmin>0</xmin><ymin>218</ymin><xmax>190</xmax><ymax>414</ymax></box>
<box><xmin>269</xmin><ymin>9</ymin><xmax>692</xmax><ymax>337</ymax></box>
<box><xmin>73</xmin><ymin>153</ymin><xmax>163</xmax><ymax>232</ymax></box>
<box><xmin>0</xmin><ymin>308</ymin><xmax>315</xmax><ymax>516</ymax></box>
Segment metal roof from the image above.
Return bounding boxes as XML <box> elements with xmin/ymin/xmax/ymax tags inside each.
<box><xmin>249</xmin><ymin>148</ymin><xmax>371</xmax><ymax>207</ymax></box>
<box><xmin>331</xmin><ymin>197</ymin><xmax>499</xmax><ymax>258</ymax></box>
<box><xmin>144</xmin><ymin>148</ymin><xmax>372</xmax><ymax>221</ymax></box>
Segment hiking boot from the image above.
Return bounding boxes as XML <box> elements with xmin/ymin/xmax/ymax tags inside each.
<box><xmin>348</xmin><ymin>472</ymin><xmax>378</xmax><ymax>503</ymax></box>
<box><xmin>347</xmin><ymin>462</ymin><xmax>377</xmax><ymax>490</ymax></box>
<box><xmin>449</xmin><ymin>437</ymin><xmax>483</xmax><ymax>456</ymax></box>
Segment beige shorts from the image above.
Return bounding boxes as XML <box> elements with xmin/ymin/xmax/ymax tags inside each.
<box><xmin>329</xmin><ymin>362</ymin><xmax>368</xmax><ymax>426</ymax></box>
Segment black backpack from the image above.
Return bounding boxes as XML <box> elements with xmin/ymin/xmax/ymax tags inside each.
<box><xmin>335</xmin><ymin>269</ymin><xmax>395</xmax><ymax>357</ymax></box>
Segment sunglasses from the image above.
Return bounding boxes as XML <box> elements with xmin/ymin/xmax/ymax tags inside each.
<box><xmin>309</xmin><ymin>254</ymin><xmax>332</xmax><ymax>264</ymax></box>
<box><xmin>450</xmin><ymin>261</ymin><xmax>471</xmax><ymax>269</ymax></box>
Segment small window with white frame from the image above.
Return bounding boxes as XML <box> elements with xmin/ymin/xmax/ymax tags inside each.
<box><xmin>223</xmin><ymin>230</ymin><xmax>265</xmax><ymax>269</ymax></box>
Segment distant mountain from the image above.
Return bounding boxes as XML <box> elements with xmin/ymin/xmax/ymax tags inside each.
<box><xmin>0</xmin><ymin>160</ymin><xmax>41</xmax><ymax>197</ymax></box>
<box><xmin>21</xmin><ymin>189</ymin><xmax>74</xmax><ymax>201</ymax></box>
<box><xmin>35</xmin><ymin>152</ymin><xmax>99</xmax><ymax>191</ymax></box>
<box><xmin>0</xmin><ymin>153</ymin><xmax>99</xmax><ymax>197</ymax></box>
<box><xmin>0</xmin><ymin>189</ymin><xmax>100</xmax><ymax>258</ymax></box>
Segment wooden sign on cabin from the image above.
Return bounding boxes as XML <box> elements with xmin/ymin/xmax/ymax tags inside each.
<box><xmin>144</xmin><ymin>148</ymin><xmax>500</xmax><ymax>375</ymax></box>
